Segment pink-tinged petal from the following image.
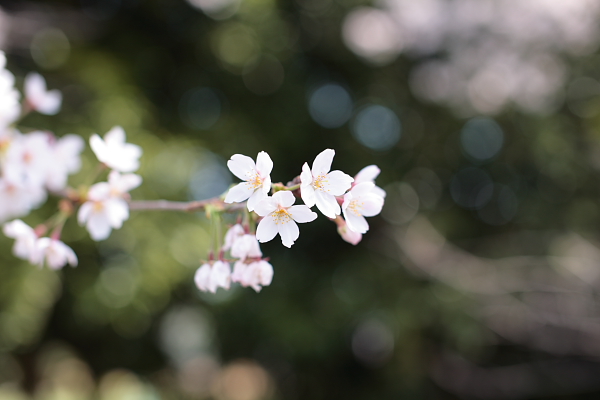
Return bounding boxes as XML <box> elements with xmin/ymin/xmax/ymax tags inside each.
<box><xmin>77</xmin><ymin>202</ymin><xmax>93</xmax><ymax>225</ymax></box>
<box><xmin>231</xmin><ymin>234</ymin><xmax>262</xmax><ymax>260</ymax></box>
<box><xmin>25</xmin><ymin>73</ymin><xmax>46</xmax><ymax>99</ymax></box>
<box><xmin>224</xmin><ymin>182</ymin><xmax>254</xmax><ymax>204</ymax></box>
<box><xmin>300</xmin><ymin>162</ymin><xmax>313</xmax><ymax>185</ymax></box>
<box><xmin>256</xmin><ymin>260</ymin><xmax>273</xmax><ymax>287</ymax></box>
<box><xmin>227</xmin><ymin>154</ymin><xmax>256</xmax><ymax>181</ymax></box>
<box><xmin>231</xmin><ymin>260</ymin><xmax>247</xmax><ymax>283</ymax></box>
<box><xmin>338</xmin><ymin>223</ymin><xmax>362</xmax><ymax>245</ymax></box>
<box><xmin>37</xmin><ymin>90</ymin><xmax>62</xmax><ymax>115</ymax></box>
<box><xmin>345</xmin><ymin>212</ymin><xmax>369</xmax><ymax>234</ymax></box>
<box><xmin>312</xmin><ymin>149</ymin><xmax>335</xmax><ymax>176</ymax></box>
<box><xmin>253</xmin><ymin>196</ymin><xmax>277</xmax><ymax>217</ymax></box>
<box><xmin>88</xmin><ymin>182</ymin><xmax>111</xmax><ymax>201</ymax></box>
<box><xmin>195</xmin><ymin>263</ymin><xmax>212</xmax><ymax>291</ymax></box>
<box><xmin>288</xmin><ymin>205</ymin><xmax>317</xmax><ymax>223</ymax></box>
<box><xmin>104</xmin><ymin>126</ymin><xmax>126</xmax><ymax>145</ymax></box>
<box><xmin>247</xmin><ymin>188</ymin><xmax>267</xmax><ymax>212</ymax></box>
<box><xmin>255</xmin><ymin>151</ymin><xmax>273</xmax><ymax>178</ymax></box>
<box><xmin>272</xmin><ymin>190</ymin><xmax>295</xmax><ymax>208</ymax></box>
<box><xmin>314</xmin><ymin>191</ymin><xmax>340</xmax><ymax>218</ymax></box>
<box><xmin>323</xmin><ymin>170</ymin><xmax>354</xmax><ymax>195</ymax></box>
<box><xmin>355</xmin><ymin>165</ymin><xmax>380</xmax><ymax>183</ymax></box>
<box><xmin>212</xmin><ymin>261</ymin><xmax>231</xmax><ymax>290</ymax></box>
<box><xmin>278</xmin><ymin>220</ymin><xmax>299</xmax><ymax>248</ymax></box>
<box><xmin>351</xmin><ymin>182</ymin><xmax>375</xmax><ymax>197</ymax></box>
<box><xmin>86</xmin><ymin>213</ymin><xmax>113</xmax><ymax>241</ymax></box>
<box><xmin>223</xmin><ymin>224</ymin><xmax>244</xmax><ymax>251</ymax></box>
<box><xmin>3</xmin><ymin>219</ymin><xmax>33</xmax><ymax>238</ymax></box>
<box><xmin>361</xmin><ymin>194</ymin><xmax>384</xmax><ymax>217</ymax></box>
<box><xmin>255</xmin><ymin>216</ymin><xmax>278</xmax><ymax>243</ymax></box>
<box><xmin>301</xmin><ymin>183</ymin><xmax>316</xmax><ymax>208</ymax></box>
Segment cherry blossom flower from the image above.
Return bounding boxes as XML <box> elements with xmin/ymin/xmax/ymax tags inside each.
<box><xmin>24</xmin><ymin>73</ymin><xmax>62</xmax><ymax>115</ymax></box>
<box><xmin>342</xmin><ymin>182</ymin><xmax>385</xmax><ymax>234</ymax></box>
<box><xmin>223</xmin><ymin>223</ymin><xmax>244</xmax><ymax>251</ymax></box>
<box><xmin>254</xmin><ymin>191</ymin><xmax>317</xmax><ymax>248</ymax></box>
<box><xmin>230</xmin><ymin>234</ymin><xmax>262</xmax><ymax>260</ymax></box>
<box><xmin>89</xmin><ymin>126</ymin><xmax>142</xmax><ymax>172</ymax></box>
<box><xmin>354</xmin><ymin>165</ymin><xmax>386</xmax><ymax>198</ymax></box>
<box><xmin>78</xmin><ymin>170</ymin><xmax>142</xmax><ymax>240</ymax></box>
<box><xmin>300</xmin><ymin>149</ymin><xmax>354</xmax><ymax>218</ymax></box>
<box><xmin>224</xmin><ymin>152</ymin><xmax>273</xmax><ymax>211</ymax></box>
<box><xmin>194</xmin><ymin>261</ymin><xmax>231</xmax><ymax>293</ymax></box>
<box><xmin>30</xmin><ymin>237</ymin><xmax>78</xmax><ymax>270</ymax></box>
<box><xmin>232</xmin><ymin>259</ymin><xmax>273</xmax><ymax>292</ymax></box>
<box><xmin>337</xmin><ymin>219</ymin><xmax>362</xmax><ymax>245</ymax></box>
<box><xmin>3</xmin><ymin>219</ymin><xmax>38</xmax><ymax>260</ymax></box>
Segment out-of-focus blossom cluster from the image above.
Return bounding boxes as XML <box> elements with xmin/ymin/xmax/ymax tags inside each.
<box><xmin>195</xmin><ymin>149</ymin><xmax>385</xmax><ymax>294</ymax></box>
<box><xmin>0</xmin><ymin>50</ymin><xmax>142</xmax><ymax>270</ymax></box>
<box><xmin>342</xmin><ymin>0</ymin><xmax>600</xmax><ymax>115</ymax></box>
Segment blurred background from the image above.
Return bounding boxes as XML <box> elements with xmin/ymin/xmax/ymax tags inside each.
<box><xmin>2</xmin><ymin>0</ymin><xmax>600</xmax><ymax>398</ymax></box>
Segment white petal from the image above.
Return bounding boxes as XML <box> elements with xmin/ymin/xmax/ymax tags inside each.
<box><xmin>314</xmin><ymin>191</ymin><xmax>340</xmax><ymax>218</ymax></box>
<box><xmin>247</xmin><ymin>188</ymin><xmax>267</xmax><ymax>212</ymax></box>
<box><xmin>77</xmin><ymin>202</ymin><xmax>93</xmax><ymax>224</ymax></box>
<box><xmin>345</xmin><ymin>211</ymin><xmax>369</xmax><ymax>234</ymax></box>
<box><xmin>227</xmin><ymin>154</ymin><xmax>256</xmax><ymax>181</ymax></box>
<box><xmin>355</xmin><ymin>165</ymin><xmax>380</xmax><ymax>183</ymax></box>
<box><xmin>323</xmin><ymin>170</ymin><xmax>354</xmax><ymax>195</ymax></box>
<box><xmin>105</xmin><ymin>198</ymin><xmax>129</xmax><ymax>228</ymax></box>
<box><xmin>361</xmin><ymin>194</ymin><xmax>384</xmax><ymax>217</ymax></box>
<box><xmin>255</xmin><ymin>216</ymin><xmax>278</xmax><ymax>243</ymax></box>
<box><xmin>195</xmin><ymin>264</ymin><xmax>212</xmax><ymax>291</ymax></box>
<box><xmin>223</xmin><ymin>224</ymin><xmax>244</xmax><ymax>251</ymax></box>
<box><xmin>312</xmin><ymin>149</ymin><xmax>335</xmax><ymax>176</ymax></box>
<box><xmin>301</xmin><ymin>184</ymin><xmax>316</xmax><ymax>208</ymax></box>
<box><xmin>278</xmin><ymin>220</ymin><xmax>299</xmax><ymax>248</ymax></box>
<box><xmin>288</xmin><ymin>205</ymin><xmax>317</xmax><ymax>223</ymax></box>
<box><xmin>86</xmin><ymin>213</ymin><xmax>113</xmax><ymax>241</ymax></box>
<box><xmin>256</xmin><ymin>260</ymin><xmax>274</xmax><ymax>287</ymax></box>
<box><xmin>300</xmin><ymin>162</ymin><xmax>313</xmax><ymax>185</ymax></box>
<box><xmin>255</xmin><ymin>151</ymin><xmax>273</xmax><ymax>178</ymax></box>
<box><xmin>89</xmin><ymin>134</ymin><xmax>107</xmax><ymax>162</ymax></box>
<box><xmin>231</xmin><ymin>260</ymin><xmax>247</xmax><ymax>283</ymax></box>
<box><xmin>261</xmin><ymin>175</ymin><xmax>271</xmax><ymax>195</ymax></box>
<box><xmin>253</xmin><ymin>196</ymin><xmax>277</xmax><ymax>217</ymax></box>
<box><xmin>37</xmin><ymin>90</ymin><xmax>62</xmax><ymax>115</ymax></box>
<box><xmin>104</xmin><ymin>126</ymin><xmax>126</xmax><ymax>145</ymax></box>
<box><xmin>211</xmin><ymin>261</ymin><xmax>231</xmax><ymax>290</ymax></box>
<box><xmin>352</xmin><ymin>182</ymin><xmax>375</xmax><ymax>197</ymax></box>
<box><xmin>372</xmin><ymin>186</ymin><xmax>386</xmax><ymax>198</ymax></box>
<box><xmin>224</xmin><ymin>182</ymin><xmax>254</xmax><ymax>204</ymax></box>
<box><xmin>272</xmin><ymin>190</ymin><xmax>295</xmax><ymax>208</ymax></box>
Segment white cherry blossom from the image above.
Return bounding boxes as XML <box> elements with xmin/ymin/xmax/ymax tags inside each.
<box><xmin>3</xmin><ymin>219</ymin><xmax>38</xmax><ymax>260</ymax></box>
<box><xmin>89</xmin><ymin>126</ymin><xmax>142</xmax><ymax>172</ymax></box>
<box><xmin>194</xmin><ymin>261</ymin><xmax>231</xmax><ymax>293</ymax></box>
<box><xmin>224</xmin><ymin>152</ymin><xmax>273</xmax><ymax>211</ymax></box>
<box><xmin>354</xmin><ymin>165</ymin><xmax>386</xmax><ymax>198</ymax></box>
<box><xmin>300</xmin><ymin>149</ymin><xmax>354</xmax><ymax>218</ymax></box>
<box><xmin>24</xmin><ymin>73</ymin><xmax>62</xmax><ymax>115</ymax></box>
<box><xmin>232</xmin><ymin>259</ymin><xmax>273</xmax><ymax>292</ymax></box>
<box><xmin>254</xmin><ymin>191</ymin><xmax>317</xmax><ymax>248</ymax></box>
<box><xmin>230</xmin><ymin>234</ymin><xmax>262</xmax><ymax>260</ymax></box>
<box><xmin>78</xmin><ymin>170</ymin><xmax>142</xmax><ymax>240</ymax></box>
<box><xmin>30</xmin><ymin>238</ymin><xmax>78</xmax><ymax>270</ymax></box>
<box><xmin>342</xmin><ymin>182</ymin><xmax>384</xmax><ymax>234</ymax></box>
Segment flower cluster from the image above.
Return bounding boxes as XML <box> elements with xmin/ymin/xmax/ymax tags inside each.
<box><xmin>194</xmin><ymin>149</ymin><xmax>385</xmax><ymax>293</ymax></box>
<box><xmin>0</xmin><ymin>52</ymin><xmax>385</xmax><ymax>296</ymax></box>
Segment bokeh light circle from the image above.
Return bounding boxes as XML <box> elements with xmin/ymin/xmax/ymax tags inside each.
<box><xmin>352</xmin><ymin>105</ymin><xmax>401</xmax><ymax>151</ymax></box>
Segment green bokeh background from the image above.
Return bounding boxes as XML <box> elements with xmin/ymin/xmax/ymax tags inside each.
<box><xmin>2</xmin><ymin>0</ymin><xmax>600</xmax><ymax>399</ymax></box>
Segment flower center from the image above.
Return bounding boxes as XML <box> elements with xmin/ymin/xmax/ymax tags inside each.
<box><xmin>272</xmin><ymin>207</ymin><xmax>292</xmax><ymax>225</ymax></box>
<box><xmin>312</xmin><ymin>174</ymin><xmax>328</xmax><ymax>191</ymax></box>
<box><xmin>250</xmin><ymin>173</ymin><xmax>263</xmax><ymax>189</ymax></box>
<box><xmin>348</xmin><ymin>200</ymin><xmax>363</xmax><ymax>216</ymax></box>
